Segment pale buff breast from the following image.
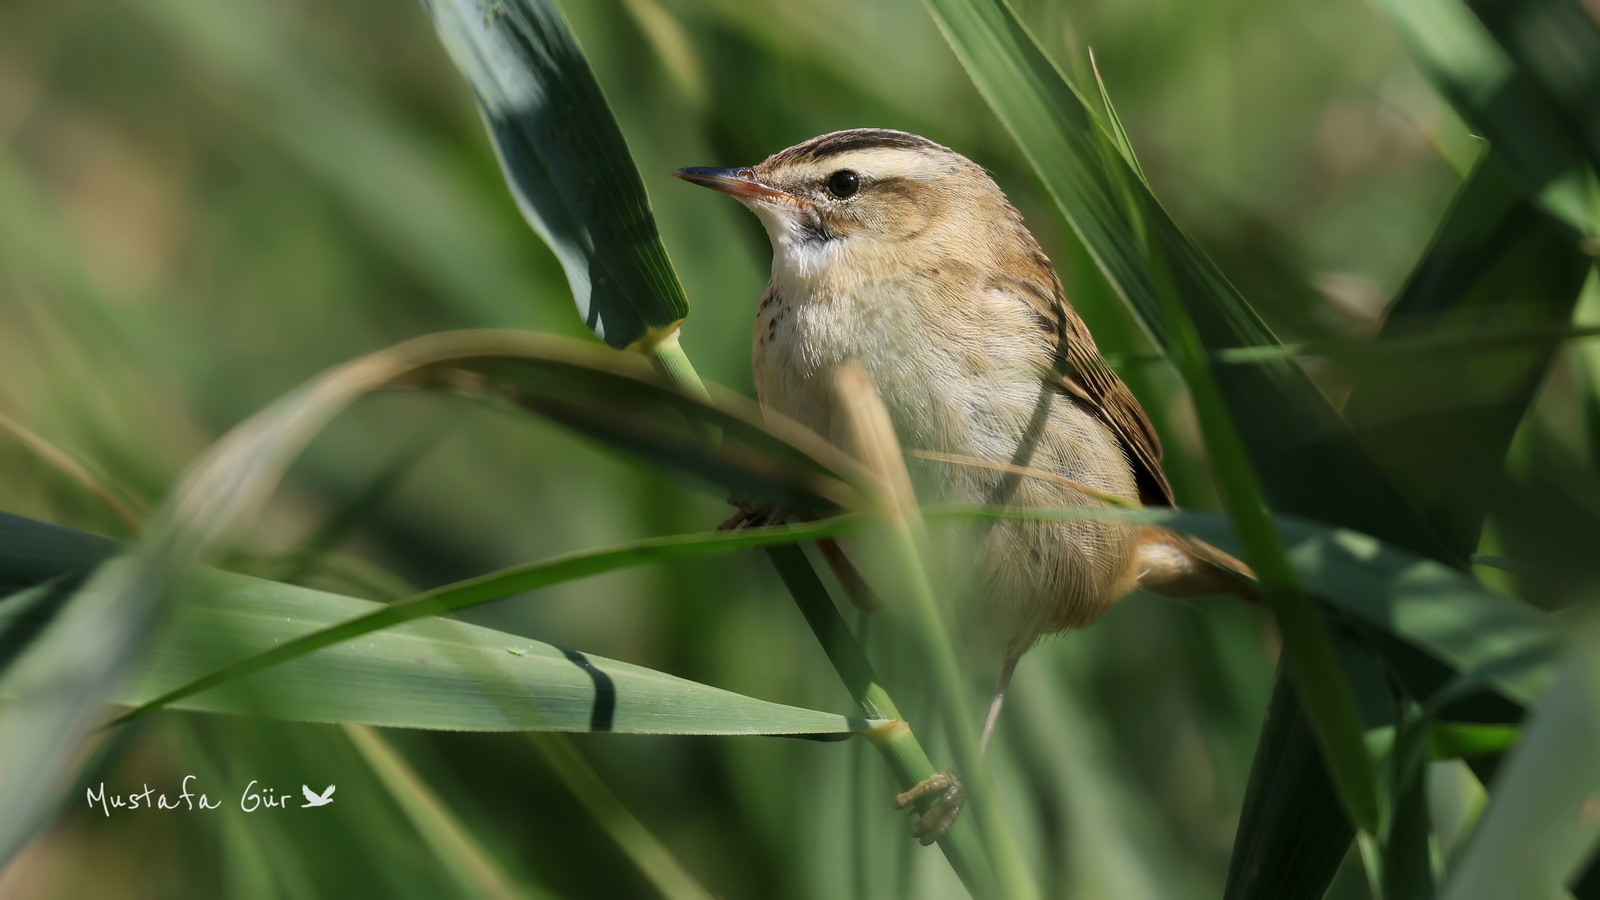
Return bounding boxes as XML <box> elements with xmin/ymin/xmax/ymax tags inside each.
<box><xmin>751</xmin><ymin>271</ymin><xmax>1143</xmax><ymax>664</ymax></box>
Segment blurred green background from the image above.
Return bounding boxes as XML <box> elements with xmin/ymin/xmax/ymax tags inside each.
<box><xmin>0</xmin><ymin>0</ymin><xmax>1592</xmax><ymax>896</ymax></box>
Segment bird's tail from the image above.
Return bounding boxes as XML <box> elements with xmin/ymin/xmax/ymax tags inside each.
<box><xmin>1134</xmin><ymin>526</ymin><xmax>1260</xmax><ymax>605</ymax></box>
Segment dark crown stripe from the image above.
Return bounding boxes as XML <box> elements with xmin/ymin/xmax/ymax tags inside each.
<box><xmin>774</xmin><ymin>129</ymin><xmax>944</xmax><ymax>164</ymax></box>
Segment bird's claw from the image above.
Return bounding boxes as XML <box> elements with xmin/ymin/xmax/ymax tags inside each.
<box><xmin>718</xmin><ymin>499</ymin><xmax>787</xmax><ymax>532</ymax></box>
<box><xmin>894</xmin><ymin>769</ymin><xmax>964</xmax><ymax>845</ymax></box>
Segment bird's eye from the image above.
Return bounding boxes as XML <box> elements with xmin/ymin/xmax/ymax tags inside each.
<box><xmin>826</xmin><ymin>170</ymin><xmax>860</xmax><ymax>199</ymax></box>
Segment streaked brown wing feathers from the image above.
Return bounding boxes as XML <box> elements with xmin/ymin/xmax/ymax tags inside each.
<box><xmin>991</xmin><ymin>270</ymin><xmax>1174</xmax><ymax>507</ymax></box>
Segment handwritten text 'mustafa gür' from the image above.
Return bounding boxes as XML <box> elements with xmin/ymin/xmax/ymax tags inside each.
<box><xmin>85</xmin><ymin>776</ymin><xmax>306</xmax><ymax>816</ymax></box>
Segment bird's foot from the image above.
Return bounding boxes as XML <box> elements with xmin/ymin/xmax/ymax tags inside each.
<box><xmin>718</xmin><ymin>499</ymin><xmax>787</xmax><ymax>532</ymax></box>
<box><xmin>894</xmin><ymin>769</ymin><xmax>964</xmax><ymax>845</ymax></box>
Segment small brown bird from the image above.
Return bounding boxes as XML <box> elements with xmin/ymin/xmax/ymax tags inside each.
<box><xmin>676</xmin><ymin>129</ymin><xmax>1252</xmax><ymax>840</ymax></box>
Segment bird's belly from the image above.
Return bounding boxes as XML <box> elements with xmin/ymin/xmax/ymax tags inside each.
<box><xmin>752</xmin><ymin>282</ymin><xmax>1141</xmax><ymax>662</ymax></box>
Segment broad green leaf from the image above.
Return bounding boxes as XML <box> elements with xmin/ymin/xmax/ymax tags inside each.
<box><xmin>936</xmin><ymin>503</ymin><xmax>1559</xmax><ymax>713</ymax></box>
<box><xmin>422</xmin><ymin>0</ymin><xmax>689</xmax><ymax>349</ymax></box>
<box><xmin>1464</xmin><ymin>0</ymin><xmax>1600</xmax><ymax>194</ymax></box>
<box><xmin>1344</xmin><ymin>154</ymin><xmax>1594</xmax><ymax>561</ymax></box>
<box><xmin>1438</xmin><ymin>622</ymin><xmax>1600</xmax><ymax>900</ymax></box>
<box><xmin>114</xmin><ymin>516</ymin><xmax>870</xmax><ymax>724</ymax></box>
<box><xmin>102</xmin><ymin>564</ymin><xmax>875</xmax><ymax>736</ymax></box>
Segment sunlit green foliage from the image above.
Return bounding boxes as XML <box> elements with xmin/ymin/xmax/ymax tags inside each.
<box><xmin>0</xmin><ymin>0</ymin><xmax>1597</xmax><ymax>896</ymax></box>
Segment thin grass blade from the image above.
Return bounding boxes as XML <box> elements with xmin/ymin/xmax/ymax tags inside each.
<box><xmin>346</xmin><ymin>724</ymin><xmax>555</xmax><ymax>900</ymax></box>
<box><xmin>527</xmin><ymin>733</ymin><xmax>716</xmax><ymax>900</ymax></box>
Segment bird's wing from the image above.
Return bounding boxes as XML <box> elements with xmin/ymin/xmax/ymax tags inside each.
<box><xmin>319</xmin><ymin>785</ymin><xmax>336</xmax><ymax>801</ymax></box>
<box><xmin>990</xmin><ymin>270</ymin><xmax>1174</xmax><ymax>508</ymax></box>
<box><xmin>302</xmin><ymin>785</ymin><xmax>319</xmax><ymax>804</ymax></box>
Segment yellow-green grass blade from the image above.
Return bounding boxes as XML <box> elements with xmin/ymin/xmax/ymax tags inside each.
<box><xmin>760</xmin><ymin>544</ymin><xmax>997</xmax><ymax>898</ymax></box>
<box><xmin>422</xmin><ymin>0</ymin><xmax>688</xmax><ymax>350</ymax></box>
<box><xmin>1429</xmin><ymin>723</ymin><xmax>1520</xmax><ymax>760</ymax></box>
<box><xmin>1151</xmin><ymin>255</ymin><xmax>1379</xmax><ymax>833</ymax></box>
<box><xmin>1438</xmin><ymin>620</ymin><xmax>1600</xmax><ymax>899</ymax></box>
<box><xmin>346</xmin><ymin>725</ymin><xmax>555</xmax><ymax>900</ymax></box>
<box><xmin>1370</xmin><ymin>0</ymin><xmax>1598</xmax><ymax>234</ymax></box>
<box><xmin>832</xmin><ymin>364</ymin><xmax>1036</xmax><ymax>900</ymax></box>
<box><xmin>526</xmin><ymin>733</ymin><xmax>716</xmax><ymax>900</ymax></box>
<box><xmin>920</xmin><ymin>0</ymin><xmax>1456</xmax><ymax>565</ymax></box>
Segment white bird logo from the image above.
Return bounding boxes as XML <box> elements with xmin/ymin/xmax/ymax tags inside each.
<box><xmin>301</xmin><ymin>784</ymin><xmax>336</xmax><ymax>808</ymax></box>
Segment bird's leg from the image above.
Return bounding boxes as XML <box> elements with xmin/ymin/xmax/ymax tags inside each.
<box><xmin>893</xmin><ymin>657</ymin><xmax>1018</xmax><ymax>845</ymax></box>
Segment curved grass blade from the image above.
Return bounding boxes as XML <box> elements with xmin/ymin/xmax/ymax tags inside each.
<box><xmin>0</xmin><ymin>329</ymin><xmax>863</xmax><ymax>867</ymax></box>
<box><xmin>0</xmin><ymin>413</ymin><xmax>143</xmax><ymax>533</ymax></box>
<box><xmin>422</xmin><ymin>0</ymin><xmax>688</xmax><ymax>350</ymax></box>
<box><xmin>111</xmin><ymin>516</ymin><xmax>867</xmax><ymax>725</ymax></box>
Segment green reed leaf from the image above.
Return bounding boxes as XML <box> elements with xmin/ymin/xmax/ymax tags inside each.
<box><xmin>102</xmin><ymin>562</ymin><xmax>878</xmax><ymax>736</ymax></box>
<box><xmin>1437</xmin><ymin>621</ymin><xmax>1600</xmax><ymax>899</ymax></box>
<box><xmin>423</xmin><ymin>0</ymin><xmax>689</xmax><ymax>349</ymax></box>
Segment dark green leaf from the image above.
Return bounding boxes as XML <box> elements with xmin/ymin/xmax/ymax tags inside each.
<box><xmin>423</xmin><ymin>0</ymin><xmax>689</xmax><ymax>349</ymax></box>
<box><xmin>1381</xmin><ymin>715</ymin><xmax>1437</xmax><ymax>900</ymax></box>
<box><xmin>1345</xmin><ymin>153</ymin><xmax>1593</xmax><ymax>560</ymax></box>
<box><xmin>1224</xmin><ymin>670</ymin><xmax>1352</xmax><ymax>900</ymax></box>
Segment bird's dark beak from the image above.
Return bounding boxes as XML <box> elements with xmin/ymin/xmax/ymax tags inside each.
<box><xmin>673</xmin><ymin>167</ymin><xmax>809</xmax><ymax>205</ymax></box>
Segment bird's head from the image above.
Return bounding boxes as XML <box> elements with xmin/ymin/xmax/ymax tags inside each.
<box><xmin>675</xmin><ymin>129</ymin><xmax>1017</xmax><ymax>280</ymax></box>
